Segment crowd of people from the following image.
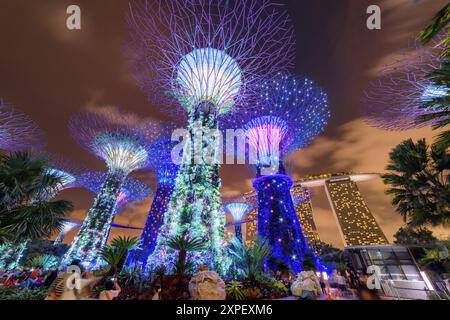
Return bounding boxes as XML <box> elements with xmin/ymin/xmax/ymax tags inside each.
<box><xmin>1</xmin><ymin>267</ymin><xmax>57</xmax><ymax>290</ymax></box>
<box><xmin>273</xmin><ymin>266</ymin><xmax>382</xmax><ymax>300</ymax></box>
<box><xmin>0</xmin><ymin>260</ymin><xmax>121</xmax><ymax>300</ymax></box>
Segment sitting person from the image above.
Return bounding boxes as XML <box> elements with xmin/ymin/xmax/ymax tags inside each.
<box><xmin>98</xmin><ymin>278</ymin><xmax>121</xmax><ymax>300</ymax></box>
<box><xmin>46</xmin><ymin>260</ymin><xmax>85</xmax><ymax>300</ymax></box>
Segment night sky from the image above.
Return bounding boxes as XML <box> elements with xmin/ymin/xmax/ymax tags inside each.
<box><xmin>0</xmin><ymin>0</ymin><xmax>448</xmax><ymax>248</ymax></box>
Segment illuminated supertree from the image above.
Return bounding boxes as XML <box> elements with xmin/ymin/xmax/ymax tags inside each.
<box><xmin>225</xmin><ymin>202</ymin><xmax>250</xmax><ymax>242</ymax></box>
<box><xmin>0</xmin><ymin>99</ymin><xmax>47</xmax><ymax>151</ymax></box>
<box><xmin>362</xmin><ymin>38</ymin><xmax>447</xmax><ymax>130</ymax></box>
<box><xmin>62</xmin><ymin>109</ymin><xmax>160</xmax><ymax>269</ymax></box>
<box><xmin>127</xmin><ymin>0</ymin><xmax>295</xmax><ymax>273</ymax></box>
<box><xmin>228</xmin><ymin>73</ymin><xmax>329</xmax><ymax>273</ymax></box>
<box><xmin>127</xmin><ymin>139</ymin><xmax>180</xmax><ymax>267</ymax></box>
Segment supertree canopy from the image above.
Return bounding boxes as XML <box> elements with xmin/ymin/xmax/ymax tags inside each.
<box><xmin>62</xmin><ymin>108</ymin><xmax>160</xmax><ymax>269</ymax></box>
<box><xmin>234</xmin><ymin>73</ymin><xmax>330</xmax><ymax>175</ymax></box>
<box><xmin>43</xmin><ymin>152</ymin><xmax>87</xmax><ymax>198</ymax></box>
<box><xmin>128</xmin><ymin>0</ymin><xmax>295</xmax><ymax>274</ymax></box>
<box><xmin>227</xmin><ymin>73</ymin><xmax>329</xmax><ymax>273</ymax></box>
<box><xmin>78</xmin><ymin>171</ymin><xmax>151</xmax><ymax>210</ymax></box>
<box><xmin>225</xmin><ymin>202</ymin><xmax>250</xmax><ymax>242</ymax></box>
<box><xmin>0</xmin><ymin>99</ymin><xmax>47</xmax><ymax>151</ymax></box>
<box><xmin>127</xmin><ymin>0</ymin><xmax>295</xmax><ymax>117</ymax></box>
<box><xmin>128</xmin><ymin>139</ymin><xmax>180</xmax><ymax>267</ymax></box>
<box><xmin>54</xmin><ymin>220</ymin><xmax>81</xmax><ymax>246</ymax></box>
<box><xmin>362</xmin><ymin>38</ymin><xmax>448</xmax><ymax>130</ymax></box>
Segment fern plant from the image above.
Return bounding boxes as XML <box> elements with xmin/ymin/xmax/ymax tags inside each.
<box><xmin>101</xmin><ymin>236</ymin><xmax>140</xmax><ymax>276</ymax></box>
<box><xmin>226</xmin><ymin>280</ymin><xmax>245</xmax><ymax>300</ymax></box>
<box><xmin>228</xmin><ymin>237</ymin><xmax>271</xmax><ymax>281</ymax></box>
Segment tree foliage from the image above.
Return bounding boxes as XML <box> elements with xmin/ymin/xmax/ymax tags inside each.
<box><xmin>228</xmin><ymin>237</ymin><xmax>271</xmax><ymax>281</ymax></box>
<box><xmin>382</xmin><ymin>139</ymin><xmax>450</xmax><ymax>227</ymax></box>
<box><xmin>393</xmin><ymin>226</ymin><xmax>437</xmax><ymax>245</ymax></box>
<box><xmin>417</xmin><ymin>3</ymin><xmax>450</xmax><ymax>58</ymax></box>
<box><xmin>417</xmin><ymin>59</ymin><xmax>450</xmax><ymax>151</ymax></box>
<box><xmin>101</xmin><ymin>236</ymin><xmax>140</xmax><ymax>276</ymax></box>
<box><xmin>0</xmin><ymin>152</ymin><xmax>73</xmax><ymax>245</ymax></box>
<box><xmin>166</xmin><ymin>235</ymin><xmax>205</xmax><ymax>275</ymax></box>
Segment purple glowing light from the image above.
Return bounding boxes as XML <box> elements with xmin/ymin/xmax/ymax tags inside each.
<box><xmin>0</xmin><ymin>100</ymin><xmax>47</xmax><ymax>151</ymax></box>
<box><xmin>69</xmin><ymin>108</ymin><xmax>162</xmax><ymax>173</ymax></box>
<box><xmin>127</xmin><ymin>0</ymin><xmax>295</xmax><ymax>117</ymax></box>
<box><xmin>226</xmin><ymin>73</ymin><xmax>329</xmax><ymax>164</ymax></box>
<box><xmin>78</xmin><ymin>171</ymin><xmax>152</xmax><ymax>209</ymax></box>
<box><xmin>147</xmin><ymin>138</ymin><xmax>181</xmax><ymax>184</ymax></box>
<box><xmin>245</xmin><ymin>116</ymin><xmax>289</xmax><ymax>166</ymax></box>
<box><xmin>362</xmin><ymin>37</ymin><xmax>447</xmax><ymax>131</ymax></box>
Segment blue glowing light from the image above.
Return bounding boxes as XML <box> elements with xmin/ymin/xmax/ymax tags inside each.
<box><xmin>127</xmin><ymin>139</ymin><xmax>180</xmax><ymax>268</ymax></box>
<box><xmin>225</xmin><ymin>202</ymin><xmax>250</xmax><ymax>223</ymax></box>
<box><xmin>253</xmin><ymin>175</ymin><xmax>310</xmax><ymax>273</ymax></box>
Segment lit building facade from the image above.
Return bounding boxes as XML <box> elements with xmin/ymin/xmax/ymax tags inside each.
<box><xmin>243</xmin><ymin>186</ymin><xmax>322</xmax><ymax>252</ymax></box>
<box><xmin>242</xmin><ymin>192</ymin><xmax>258</xmax><ymax>246</ymax></box>
<box><xmin>325</xmin><ymin>176</ymin><xmax>388</xmax><ymax>247</ymax></box>
<box><xmin>243</xmin><ymin>172</ymin><xmax>388</xmax><ymax>248</ymax></box>
<box><xmin>291</xmin><ymin>185</ymin><xmax>321</xmax><ymax>253</ymax></box>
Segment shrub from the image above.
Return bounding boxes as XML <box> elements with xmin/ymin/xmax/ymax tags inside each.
<box><xmin>0</xmin><ymin>286</ymin><xmax>48</xmax><ymax>300</ymax></box>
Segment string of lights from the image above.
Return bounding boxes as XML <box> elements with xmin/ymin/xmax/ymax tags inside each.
<box><xmin>62</xmin><ymin>108</ymin><xmax>160</xmax><ymax>269</ymax></box>
<box><xmin>128</xmin><ymin>0</ymin><xmax>296</xmax><ymax>274</ymax></box>
<box><xmin>227</xmin><ymin>73</ymin><xmax>330</xmax><ymax>273</ymax></box>
<box><xmin>362</xmin><ymin>37</ymin><xmax>447</xmax><ymax>130</ymax></box>
<box><xmin>128</xmin><ymin>139</ymin><xmax>180</xmax><ymax>268</ymax></box>
<box><xmin>0</xmin><ymin>99</ymin><xmax>47</xmax><ymax>151</ymax></box>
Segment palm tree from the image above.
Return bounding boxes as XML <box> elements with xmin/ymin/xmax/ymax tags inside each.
<box><xmin>228</xmin><ymin>237</ymin><xmax>271</xmax><ymax>281</ymax></box>
<box><xmin>417</xmin><ymin>59</ymin><xmax>450</xmax><ymax>151</ymax></box>
<box><xmin>417</xmin><ymin>3</ymin><xmax>450</xmax><ymax>58</ymax></box>
<box><xmin>0</xmin><ymin>152</ymin><xmax>73</xmax><ymax>245</ymax></box>
<box><xmin>101</xmin><ymin>236</ymin><xmax>140</xmax><ymax>276</ymax></box>
<box><xmin>419</xmin><ymin>239</ymin><xmax>449</xmax><ymax>275</ymax></box>
<box><xmin>393</xmin><ymin>226</ymin><xmax>437</xmax><ymax>245</ymax></box>
<box><xmin>166</xmin><ymin>235</ymin><xmax>205</xmax><ymax>275</ymax></box>
<box><xmin>417</xmin><ymin>3</ymin><xmax>450</xmax><ymax>150</ymax></box>
<box><xmin>382</xmin><ymin>138</ymin><xmax>450</xmax><ymax>227</ymax></box>
<box><xmin>416</xmin><ymin>4</ymin><xmax>450</xmax><ymax>151</ymax></box>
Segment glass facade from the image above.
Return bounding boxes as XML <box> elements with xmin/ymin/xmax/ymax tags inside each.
<box><xmin>346</xmin><ymin>246</ymin><xmax>422</xmax><ymax>281</ymax></box>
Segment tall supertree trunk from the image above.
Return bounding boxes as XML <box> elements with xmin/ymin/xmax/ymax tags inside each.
<box><xmin>253</xmin><ymin>173</ymin><xmax>309</xmax><ymax>274</ymax></box>
<box><xmin>234</xmin><ymin>224</ymin><xmax>243</xmax><ymax>242</ymax></box>
<box><xmin>62</xmin><ymin>170</ymin><xmax>126</xmax><ymax>269</ymax></box>
<box><xmin>148</xmin><ymin>103</ymin><xmax>228</xmax><ymax>274</ymax></box>
<box><xmin>128</xmin><ymin>182</ymin><xmax>175</xmax><ymax>268</ymax></box>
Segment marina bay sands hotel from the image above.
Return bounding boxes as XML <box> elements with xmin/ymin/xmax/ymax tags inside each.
<box><xmin>241</xmin><ymin>172</ymin><xmax>388</xmax><ymax>250</ymax></box>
